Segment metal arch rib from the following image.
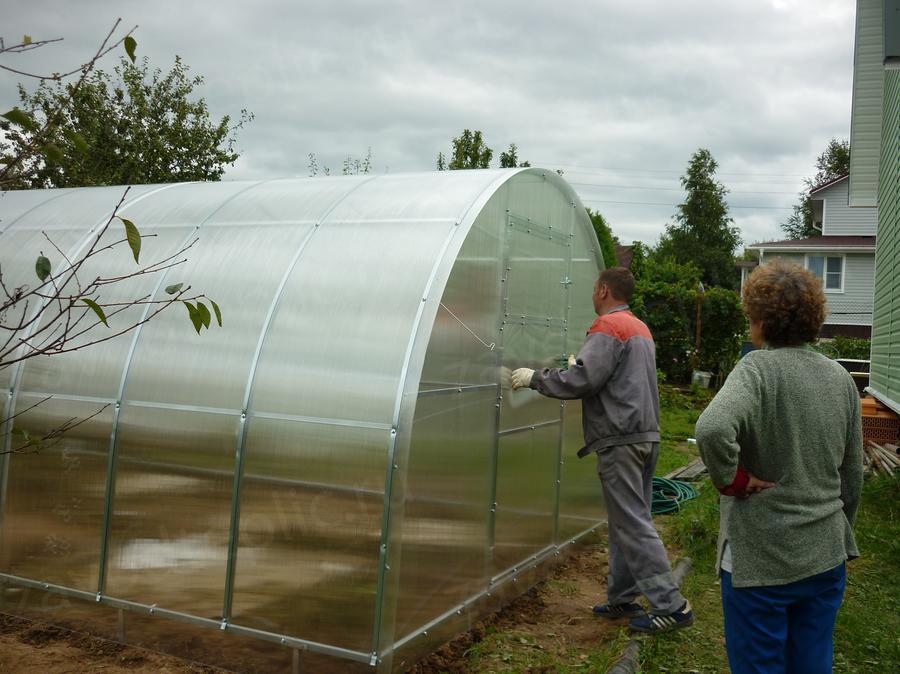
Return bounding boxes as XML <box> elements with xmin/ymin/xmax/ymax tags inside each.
<box><xmin>0</xmin><ymin>183</ymin><xmax>181</xmax><ymax>518</ymax></box>
<box><xmin>371</xmin><ymin>169</ymin><xmax>523</xmax><ymax>667</ymax></box>
<box><xmin>220</xmin><ymin>174</ymin><xmax>379</xmax><ymax>625</ymax></box>
<box><xmin>96</xmin><ymin>180</ymin><xmax>269</xmax><ymax>597</ymax></box>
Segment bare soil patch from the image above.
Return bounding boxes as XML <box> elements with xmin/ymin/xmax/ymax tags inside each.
<box><xmin>0</xmin><ymin>538</ymin><xmax>618</xmax><ymax>673</ymax></box>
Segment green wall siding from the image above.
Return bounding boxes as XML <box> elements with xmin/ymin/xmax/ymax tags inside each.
<box><xmin>869</xmin><ymin>68</ymin><xmax>900</xmax><ymax>404</ymax></box>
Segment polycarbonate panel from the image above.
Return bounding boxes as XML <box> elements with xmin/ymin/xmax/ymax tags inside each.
<box><xmin>419</xmin><ymin>198</ymin><xmax>506</xmax><ymax>390</ymax></box>
<box><xmin>101</xmin><ymin>181</ymin><xmax>255</xmax><ymax>230</ymax></box>
<box><xmin>250</xmin><ymin>220</ymin><xmax>455</xmax><ymax>423</ymax></box>
<box><xmin>7</xmin><ymin>184</ymin><xmax>160</xmax><ymax>234</ymax></box>
<box><xmin>506</xmin><ymin>172</ymin><xmax>554</xmax><ymax>233</ymax></box>
<box><xmin>499</xmin><ymin>323</ymin><xmax>565</xmax><ymax>431</ymax></box>
<box><xmin>231</xmin><ymin>418</ymin><xmax>389</xmax><ymax>651</ymax></box>
<box><xmin>0</xmin><ymin>395</ymin><xmax>113</xmax><ymax>590</ymax></box>
<box><xmin>567</xmin><ymin>215</ymin><xmax>602</xmax><ymax>353</ymax></box>
<box><xmin>492</xmin><ymin>423</ymin><xmax>560</xmax><ymax>576</ymax></box>
<box><xmin>394</xmin><ymin>389</ymin><xmax>495</xmax><ymax>639</ymax></box>
<box><xmin>0</xmin><ymin>188</ymin><xmax>75</xmax><ymax>234</ymax></box>
<box><xmin>122</xmin><ymin>223</ymin><xmax>314</xmax><ymax>409</ymax></box>
<box><xmin>18</xmin><ymin>227</ymin><xmax>193</xmax><ymax>399</ymax></box>
<box><xmin>505</xmin><ymin>219</ymin><xmax>569</xmax><ymax>321</ymax></box>
<box><xmin>323</xmin><ymin>170</ymin><xmax>505</xmax><ymax>222</ymax></box>
<box><xmin>208</xmin><ymin>176</ymin><xmax>367</xmax><ymax>224</ymax></box>
<box><xmin>557</xmin><ymin>401</ymin><xmax>604</xmax><ymax>541</ymax></box>
<box><xmin>104</xmin><ymin>406</ymin><xmax>238</xmax><ymax>615</ymax></box>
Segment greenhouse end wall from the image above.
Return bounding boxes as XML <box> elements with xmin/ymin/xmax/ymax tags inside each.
<box><xmin>0</xmin><ymin>169</ymin><xmax>605</xmax><ymax>672</ymax></box>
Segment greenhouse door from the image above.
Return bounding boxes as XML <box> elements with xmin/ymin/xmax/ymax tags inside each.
<box><xmin>491</xmin><ymin>213</ymin><xmax>570</xmax><ymax>577</ymax></box>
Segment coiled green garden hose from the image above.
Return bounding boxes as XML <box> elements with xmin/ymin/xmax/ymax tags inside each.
<box><xmin>651</xmin><ymin>476</ymin><xmax>699</xmax><ymax>514</ymax></box>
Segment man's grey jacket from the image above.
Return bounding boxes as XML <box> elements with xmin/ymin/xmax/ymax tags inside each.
<box><xmin>529</xmin><ymin>305</ymin><xmax>661</xmax><ymax>455</ymax></box>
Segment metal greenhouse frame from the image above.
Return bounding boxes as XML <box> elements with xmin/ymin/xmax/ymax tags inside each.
<box><xmin>0</xmin><ymin>168</ymin><xmax>605</xmax><ymax>671</ymax></box>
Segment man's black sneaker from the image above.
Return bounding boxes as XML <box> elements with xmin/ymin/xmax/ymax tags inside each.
<box><xmin>628</xmin><ymin>600</ymin><xmax>694</xmax><ymax>633</ymax></box>
<box><xmin>592</xmin><ymin>602</ymin><xmax>646</xmax><ymax>619</ymax></box>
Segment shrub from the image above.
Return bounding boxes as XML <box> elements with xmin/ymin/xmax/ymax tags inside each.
<box><xmin>815</xmin><ymin>336</ymin><xmax>871</xmax><ymax>360</ymax></box>
<box><xmin>632</xmin><ymin>271</ymin><xmax>746</xmax><ymax>384</ymax></box>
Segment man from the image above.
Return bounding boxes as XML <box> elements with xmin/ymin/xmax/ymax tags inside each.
<box><xmin>511</xmin><ymin>267</ymin><xmax>692</xmax><ymax>633</ymax></box>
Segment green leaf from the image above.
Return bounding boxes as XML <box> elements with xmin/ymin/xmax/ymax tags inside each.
<box><xmin>117</xmin><ymin>216</ymin><xmax>141</xmax><ymax>263</ymax></box>
<box><xmin>35</xmin><ymin>255</ymin><xmax>51</xmax><ymax>281</ymax></box>
<box><xmin>42</xmin><ymin>142</ymin><xmax>64</xmax><ymax>163</ymax></box>
<box><xmin>65</xmin><ymin>129</ymin><xmax>89</xmax><ymax>153</ymax></box>
<box><xmin>124</xmin><ymin>36</ymin><xmax>137</xmax><ymax>63</ymax></box>
<box><xmin>3</xmin><ymin>107</ymin><xmax>38</xmax><ymax>133</ymax></box>
<box><xmin>82</xmin><ymin>298</ymin><xmax>109</xmax><ymax>327</ymax></box>
<box><xmin>196</xmin><ymin>301</ymin><xmax>211</xmax><ymax>329</ymax></box>
<box><xmin>165</xmin><ymin>282</ymin><xmax>184</xmax><ymax>295</ymax></box>
<box><xmin>210</xmin><ymin>299</ymin><xmax>222</xmax><ymax>327</ymax></box>
<box><xmin>183</xmin><ymin>301</ymin><xmax>202</xmax><ymax>334</ymax></box>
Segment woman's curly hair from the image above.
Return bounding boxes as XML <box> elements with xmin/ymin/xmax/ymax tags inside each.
<box><xmin>743</xmin><ymin>259</ymin><xmax>827</xmax><ymax>347</ymax></box>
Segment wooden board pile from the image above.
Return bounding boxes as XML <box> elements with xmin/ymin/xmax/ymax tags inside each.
<box><xmin>864</xmin><ymin>441</ymin><xmax>900</xmax><ymax>476</ymax></box>
<box><xmin>664</xmin><ymin>457</ymin><xmax>708</xmax><ymax>481</ymax></box>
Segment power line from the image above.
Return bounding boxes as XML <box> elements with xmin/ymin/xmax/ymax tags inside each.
<box><xmin>568</xmin><ymin>180</ymin><xmax>798</xmax><ymax>195</ymax></box>
<box><xmin>537</xmin><ymin>161</ymin><xmax>806</xmax><ymax>179</ymax></box>
<box><xmin>579</xmin><ymin>198</ymin><xmax>793</xmax><ymax>210</ymax></box>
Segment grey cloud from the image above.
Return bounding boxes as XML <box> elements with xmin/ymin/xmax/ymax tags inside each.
<box><xmin>2</xmin><ymin>0</ymin><xmax>856</xmax><ymax>244</ymax></box>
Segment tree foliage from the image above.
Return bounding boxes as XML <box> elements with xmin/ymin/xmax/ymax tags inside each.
<box><xmin>631</xmin><ymin>255</ymin><xmax>745</xmax><ymax>382</ymax></box>
<box><xmin>781</xmin><ymin>138</ymin><xmax>850</xmax><ymax>240</ymax></box>
<box><xmin>586</xmin><ymin>208</ymin><xmax>618</xmax><ymax>268</ymax></box>
<box><xmin>499</xmin><ymin>143</ymin><xmax>531</xmax><ymax>168</ymax></box>
<box><xmin>656</xmin><ymin>148</ymin><xmax>740</xmax><ymax>288</ymax></box>
<box><xmin>444</xmin><ymin>129</ymin><xmax>493</xmax><ymax>170</ymax></box>
<box><xmin>2</xmin><ymin>55</ymin><xmax>252</xmax><ymax>188</ymax></box>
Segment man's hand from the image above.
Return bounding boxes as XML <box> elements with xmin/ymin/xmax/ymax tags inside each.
<box><xmin>511</xmin><ymin>368</ymin><xmax>535</xmax><ymax>390</ymax></box>
<box><xmin>735</xmin><ymin>472</ymin><xmax>776</xmax><ymax>499</ymax></box>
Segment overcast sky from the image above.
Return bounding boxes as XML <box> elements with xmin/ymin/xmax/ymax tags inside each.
<box><xmin>2</xmin><ymin>0</ymin><xmax>857</xmax><ymax>246</ymax></box>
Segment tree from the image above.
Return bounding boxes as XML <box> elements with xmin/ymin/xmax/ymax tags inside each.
<box><xmin>656</xmin><ymin>148</ymin><xmax>740</xmax><ymax>288</ymax></box>
<box><xmin>781</xmin><ymin>138</ymin><xmax>850</xmax><ymax>240</ymax></box>
<box><xmin>443</xmin><ymin>129</ymin><xmax>493</xmax><ymax>170</ymax></box>
<box><xmin>1</xmin><ymin>54</ymin><xmax>252</xmax><ymax>189</ymax></box>
<box><xmin>586</xmin><ymin>208</ymin><xmax>618</xmax><ymax>268</ymax></box>
<box><xmin>499</xmin><ymin>143</ymin><xmax>531</xmax><ymax>168</ymax></box>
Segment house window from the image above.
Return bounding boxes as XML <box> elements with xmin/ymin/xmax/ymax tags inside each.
<box><xmin>806</xmin><ymin>255</ymin><xmax>843</xmax><ymax>291</ymax></box>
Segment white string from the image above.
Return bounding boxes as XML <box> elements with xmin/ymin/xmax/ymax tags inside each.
<box><xmin>439</xmin><ymin>302</ymin><xmax>495</xmax><ymax>351</ymax></box>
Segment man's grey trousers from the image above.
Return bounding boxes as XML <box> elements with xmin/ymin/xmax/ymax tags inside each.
<box><xmin>596</xmin><ymin>442</ymin><xmax>686</xmax><ymax>615</ymax></box>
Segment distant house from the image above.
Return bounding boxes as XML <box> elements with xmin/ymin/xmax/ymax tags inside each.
<box><xmin>747</xmin><ymin>174</ymin><xmax>877</xmax><ymax>338</ymax></box>
<box><xmin>615</xmin><ymin>243</ymin><xmax>634</xmax><ymax>269</ymax></box>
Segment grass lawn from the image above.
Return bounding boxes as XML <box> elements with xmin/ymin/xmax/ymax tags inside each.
<box><xmin>639</xmin><ymin>388</ymin><xmax>900</xmax><ymax>673</ymax></box>
<box><xmin>454</xmin><ymin>386</ymin><xmax>900</xmax><ymax>673</ymax></box>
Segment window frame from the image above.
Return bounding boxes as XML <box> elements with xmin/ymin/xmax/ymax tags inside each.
<box><xmin>804</xmin><ymin>253</ymin><xmax>845</xmax><ymax>293</ymax></box>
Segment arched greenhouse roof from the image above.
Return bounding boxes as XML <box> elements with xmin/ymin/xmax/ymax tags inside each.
<box><xmin>0</xmin><ymin>169</ymin><xmax>604</xmax><ymax>672</ymax></box>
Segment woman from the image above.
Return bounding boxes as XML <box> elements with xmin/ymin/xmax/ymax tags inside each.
<box><xmin>696</xmin><ymin>260</ymin><xmax>863</xmax><ymax>674</ymax></box>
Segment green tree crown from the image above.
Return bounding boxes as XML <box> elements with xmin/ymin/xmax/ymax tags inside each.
<box><xmin>2</xmin><ymin>55</ymin><xmax>252</xmax><ymax>188</ymax></box>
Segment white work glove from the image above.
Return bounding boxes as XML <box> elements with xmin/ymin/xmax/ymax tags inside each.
<box><xmin>567</xmin><ymin>354</ymin><xmax>577</xmax><ymax>368</ymax></box>
<box><xmin>511</xmin><ymin>367</ymin><xmax>535</xmax><ymax>390</ymax></box>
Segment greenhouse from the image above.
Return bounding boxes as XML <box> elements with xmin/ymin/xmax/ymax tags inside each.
<box><xmin>0</xmin><ymin>168</ymin><xmax>605</xmax><ymax>672</ymax></box>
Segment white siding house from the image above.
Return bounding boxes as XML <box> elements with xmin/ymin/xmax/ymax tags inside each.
<box><xmin>748</xmin><ymin>175</ymin><xmax>877</xmax><ymax>337</ymax></box>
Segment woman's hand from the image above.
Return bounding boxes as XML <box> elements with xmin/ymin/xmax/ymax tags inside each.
<box><xmin>736</xmin><ymin>472</ymin><xmax>776</xmax><ymax>499</ymax></box>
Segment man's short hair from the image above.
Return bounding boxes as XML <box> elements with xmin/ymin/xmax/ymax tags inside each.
<box><xmin>598</xmin><ymin>267</ymin><xmax>636</xmax><ymax>302</ymax></box>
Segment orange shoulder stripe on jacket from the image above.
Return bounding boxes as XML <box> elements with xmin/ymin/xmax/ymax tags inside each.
<box><xmin>587</xmin><ymin>311</ymin><xmax>652</xmax><ymax>342</ymax></box>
